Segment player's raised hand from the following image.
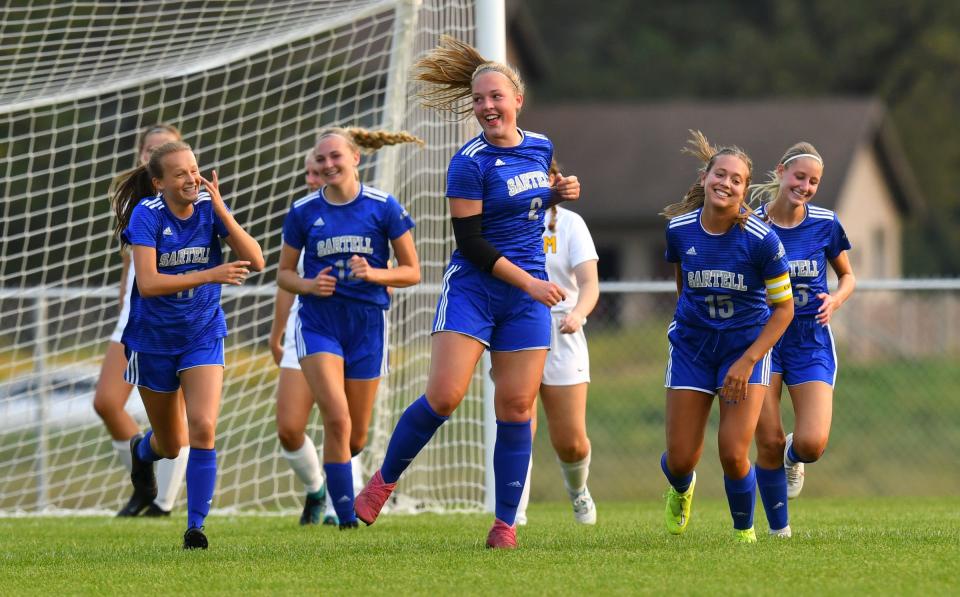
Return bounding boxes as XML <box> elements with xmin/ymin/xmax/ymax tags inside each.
<box><xmin>305</xmin><ymin>266</ymin><xmax>337</xmax><ymax>297</ymax></box>
<box><xmin>348</xmin><ymin>255</ymin><xmax>376</xmax><ymax>282</ymax></box>
<box><xmin>526</xmin><ymin>278</ymin><xmax>566</xmax><ymax>308</ymax></box>
<box><xmin>209</xmin><ymin>260</ymin><xmax>250</xmax><ymax>285</ymax></box>
<box><xmin>200</xmin><ymin>170</ymin><xmax>228</xmax><ymax>216</ymax></box>
<box><xmin>551</xmin><ymin>172</ymin><xmax>581</xmax><ymax>203</ymax></box>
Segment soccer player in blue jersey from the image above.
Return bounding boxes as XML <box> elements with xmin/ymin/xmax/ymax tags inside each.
<box><xmin>660</xmin><ymin>131</ymin><xmax>794</xmax><ymax>543</ymax></box>
<box><xmin>354</xmin><ymin>36</ymin><xmax>580</xmax><ymax>549</ymax></box>
<box><xmin>111</xmin><ymin>141</ymin><xmax>265</xmax><ymax>549</ymax></box>
<box><xmin>271</xmin><ymin>149</ymin><xmax>354</xmax><ymax>526</ymax></box>
<box><xmin>95</xmin><ymin>124</ymin><xmax>191</xmax><ymax>518</ymax></box>
<box><xmin>277</xmin><ymin>127</ymin><xmax>423</xmax><ymax>530</ymax></box>
<box><xmin>750</xmin><ymin>143</ymin><xmax>855</xmax><ymax>537</ymax></box>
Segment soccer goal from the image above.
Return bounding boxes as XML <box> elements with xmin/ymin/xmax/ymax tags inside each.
<box><xmin>0</xmin><ymin>0</ymin><xmax>493</xmax><ymax>514</ymax></box>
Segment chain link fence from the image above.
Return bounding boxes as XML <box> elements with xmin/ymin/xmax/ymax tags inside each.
<box><xmin>528</xmin><ymin>280</ymin><xmax>960</xmax><ymax>502</ymax></box>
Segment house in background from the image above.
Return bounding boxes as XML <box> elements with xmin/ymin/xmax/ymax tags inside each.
<box><xmin>522</xmin><ymin>98</ymin><xmax>925</xmax><ymax>282</ymax></box>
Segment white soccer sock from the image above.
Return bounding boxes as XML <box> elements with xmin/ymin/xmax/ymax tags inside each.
<box><xmin>154</xmin><ymin>445</ymin><xmax>189</xmax><ymax>511</ymax></box>
<box><xmin>112</xmin><ymin>439</ymin><xmax>133</xmax><ymax>473</ymax></box>
<box><xmin>281</xmin><ymin>435</ymin><xmax>323</xmax><ymax>494</ymax></box>
<box><xmin>324</xmin><ymin>481</ymin><xmax>337</xmax><ymax>517</ymax></box>
<box><xmin>516</xmin><ymin>454</ymin><xmax>533</xmax><ymax>519</ymax></box>
<box><xmin>559</xmin><ymin>449</ymin><xmax>591</xmax><ymax>496</ymax></box>
<box><xmin>351</xmin><ymin>453</ymin><xmax>364</xmax><ymax>494</ymax></box>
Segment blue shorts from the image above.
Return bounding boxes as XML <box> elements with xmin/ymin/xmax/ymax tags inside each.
<box><xmin>124</xmin><ymin>337</ymin><xmax>225</xmax><ymax>393</ymax></box>
<box><xmin>432</xmin><ymin>263</ymin><xmax>551</xmax><ymax>352</ymax></box>
<box><xmin>295</xmin><ymin>297</ymin><xmax>387</xmax><ymax>380</ymax></box>
<box><xmin>664</xmin><ymin>320</ymin><xmax>772</xmax><ymax>394</ymax></box>
<box><xmin>771</xmin><ymin>317</ymin><xmax>837</xmax><ymax>386</ymax></box>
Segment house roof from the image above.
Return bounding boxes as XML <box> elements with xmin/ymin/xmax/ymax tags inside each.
<box><xmin>521</xmin><ymin>98</ymin><xmax>924</xmax><ymax>226</ymax></box>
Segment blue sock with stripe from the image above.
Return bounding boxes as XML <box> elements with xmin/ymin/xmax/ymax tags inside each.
<box><xmin>186</xmin><ymin>447</ymin><xmax>217</xmax><ymax>530</ymax></box>
<box><xmin>136</xmin><ymin>430</ymin><xmax>162</xmax><ymax>463</ymax></box>
<box><xmin>493</xmin><ymin>419</ymin><xmax>532</xmax><ymax>526</ymax></box>
<box><xmin>323</xmin><ymin>462</ymin><xmax>357</xmax><ymax>524</ymax></box>
<box><xmin>756</xmin><ymin>465</ymin><xmax>789</xmax><ymax>531</ymax></box>
<box><xmin>660</xmin><ymin>452</ymin><xmax>694</xmax><ymax>493</ymax></box>
<box><xmin>724</xmin><ymin>466</ymin><xmax>757</xmax><ymax>531</ymax></box>
<box><xmin>380</xmin><ymin>395</ymin><xmax>448</xmax><ymax>484</ymax></box>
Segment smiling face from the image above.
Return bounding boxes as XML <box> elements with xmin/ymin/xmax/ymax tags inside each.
<box><xmin>139</xmin><ymin>130</ymin><xmax>180</xmax><ymax>166</ymax></box>
<box><xmin>153</xmin><ymin>149</ymin><xmax>201</xmax><ymax>205</ymax></box>
<box><xmin>312</xmin><ymin>134</ymin><xmax>360</xmax><ymax>189</ymax></box>
<box><xmin>304</xmin><ymin>152</ymin><xmax>323</xmax><ymax>192</ymax></box>
<box><xmin>700</xmin><ymin>153</ymin><xmax>750</xmax><ymax>213</ymax></box>
<box><xmin>471</xmin><ymin>70</ymin><xmax>523</xmax><ymax>145</ymax></box>
<box><xmin>776</xmin><ymin>157</ymin><xmax>822</xmax><ymax>207</ymax></box>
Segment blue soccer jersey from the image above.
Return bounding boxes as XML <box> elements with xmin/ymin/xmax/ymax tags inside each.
<box><xmin>121</xmin><ymin>191</ymin><xmax>229</xmax><ymax>354</ymax></box>
<box><xmin>446</xmin><ymin>129</ymin><xmax>553</xmax><ymax>272</ymax></box>
<box><xmin>756</xmin><ymin>203</ymin><xmax>852</xmax><ymax>316</ymax></box>
<box><xmin>665</xmin><ymin>209</ymin><xmax>792</xmax><ymax>330</ymax></box>
<box><xmin>282</xmin><ymin>184</ymin><xmax>414</xmax><ymax>311</ymax></box>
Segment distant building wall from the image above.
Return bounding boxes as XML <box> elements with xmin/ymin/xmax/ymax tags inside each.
<box><xmin>835</xmin><ymin>145</ymin><xmax>903</xmax><ymax>279</ymax></box>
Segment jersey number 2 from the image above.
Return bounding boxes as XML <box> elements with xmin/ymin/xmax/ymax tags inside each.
<box><xmin>527</xmin><ymin>197</ymin><xmax>542</xmax><ymax>220</ymax></box>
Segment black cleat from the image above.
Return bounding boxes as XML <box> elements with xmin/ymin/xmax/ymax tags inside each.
<box><xmin>116</xmin><ymin>492</ymin><xmax>151</xmax><ymax>517</ymax></box>
<box><xmin>116</xmin><ymin>434</ymin><xmax>157</xmax><ymax>518</ymax></box>
<box><xmin>183</xmin><ymin>527</ymin><xmax>208</xmax><ymax>550</ymax></box>
<box><xmin>128</xmin><ymin>434</ymin><xmax>158</xmax><ymax>510</ymax></box>
<box><xmin>339</xmin><ymin>520</ymin><xmax>359</xmax><ymax>530</ymax></box>
<box><xmin>299</xmin><ymin>490</ymin><xmax>325</xmax><ymax>526</ymax></box>
<box><xmin>142</xmin><ymin>503</ymin><xmax>172</xmax><ymax>517</ymax></box>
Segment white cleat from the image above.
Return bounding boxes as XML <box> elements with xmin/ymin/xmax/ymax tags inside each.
<box><xmin>514</xmin><ymin>511</ymin><xmax>528</xmax><ymax>526</ymax></box>
<box><xmin>570</xmin><ymin>488</ymin><xmax>597</xmax><ymax>525</ymax></box>
<box><xmin>769</xmin><ymin>525</ymin><xmax>792</xmax><ymax>538</ymax></box>
<box><xmin>784</xmin><ymin>433</ymin><xmax>805</xmax><ymax>499</ymax></box>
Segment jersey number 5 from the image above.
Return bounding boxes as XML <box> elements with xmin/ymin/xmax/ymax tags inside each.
<box><xmin>705</xmin><ymin>294</ymin><xmax>734</xmax><ymax>319</ymax></box>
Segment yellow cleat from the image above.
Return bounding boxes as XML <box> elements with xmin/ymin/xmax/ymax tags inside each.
<box><xmin>664</xmin><ymin>472</ymin><xmax>696</xmax><ymax>535</ymax></box>
<box><xmin>734</xmin><ymin>527</ymin><xmax>758</xmax><ymax>543</ymax></box>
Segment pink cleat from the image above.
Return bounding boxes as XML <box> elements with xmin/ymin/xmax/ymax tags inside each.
<box><xmin>354</xmin><ymin>469</ymin><xmax>396</xmax><ymax>526</ymax></box>
<box><xmin>485</xmin><ymin>518</ymin><xmax>518</xmax><ymax>549</ymax></box>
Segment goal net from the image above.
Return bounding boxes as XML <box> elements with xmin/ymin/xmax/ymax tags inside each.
<box><xmin>0</xmin><ymin>0</ymin><xmax>488</xmax><ymax>514</ymax></box>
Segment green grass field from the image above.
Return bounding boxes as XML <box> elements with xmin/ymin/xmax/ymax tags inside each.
<box><xmin>1</xmin><ymin>498</ymin><xmax>957</xmax><ymax>595</ymax></box>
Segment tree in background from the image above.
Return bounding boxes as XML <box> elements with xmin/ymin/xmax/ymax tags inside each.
<box><xmin>521</xmin><ymin>0</ymin><xmax>960</xmax><ymax>275</ymax></box>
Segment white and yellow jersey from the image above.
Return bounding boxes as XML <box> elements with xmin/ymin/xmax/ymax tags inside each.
<box><xmin>542</xmin><ymin>206</ymin><xmax>599</xmax><ymax>314</ymax></box>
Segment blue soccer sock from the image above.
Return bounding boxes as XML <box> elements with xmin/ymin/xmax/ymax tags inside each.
<box><xmin>185</xmin><ymin>447</ymin><xmax>217</xmax><ymax>530</ymax></box>
<box><xmin>756</xmin><ymin>465</ymin><xmax>789</xmax><ymax>531</ymax></box>
<box><xmin>323</xmin><ymin>462</ymin><xmax>356</xmax><ymax>524</ymax></box>
<box><xmin>136</xmin><ymin>430</ymin><xmax>163</xmax><ymax>463</ymax></box>
<box><xmin>493</xmin><ymin>419</ymin><xmax>532</xmax><ymax>526</ymax></box>
<box><xmin>724</xmin><ymin>466</ymin><xmax>757</xmax><ymax>531</ymax></box>
<box><xmin>380</xmin><ymin>395</ymin><xmax>448</xmax><ymax>484</ymax></box>
<box><xmin>660</xmin><ymin>452</ymin><xmax>694</xmax><ymax>494</ymax></box>
<box><xmin>787</xmin><ymin>443</ymin><xmax>818</xmax><ymax>465</ymax></box>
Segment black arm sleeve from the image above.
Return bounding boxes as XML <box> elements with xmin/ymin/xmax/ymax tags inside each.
<box><xmin>451</xmin><ymin>214</ymin><xmax>503</xmax><ymax>273</ymax></box>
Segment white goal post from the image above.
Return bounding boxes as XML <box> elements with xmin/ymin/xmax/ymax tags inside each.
<box><xmin>0</xmin><ymin>0</ymin><xmax>502</xmax><ymax>514</ymax></box>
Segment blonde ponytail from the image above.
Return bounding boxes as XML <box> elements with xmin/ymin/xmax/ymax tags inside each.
<box><xmin>413</xmin><ymin>35</ymin><xmax>525</xmax><ymax>118</ymax></box>
<box><xmin>661</xmin><ymin>130</ymin><xmax>755</xmax><ymax>227</ymax></box>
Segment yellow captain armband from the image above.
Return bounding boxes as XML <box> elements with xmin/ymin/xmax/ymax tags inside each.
<box><xmin>765</xmin><ymin>272</ymin><xmax>793</xmax><ymax>304</ymax></box>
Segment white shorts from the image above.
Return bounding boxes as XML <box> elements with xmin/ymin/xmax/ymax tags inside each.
<box><xmin>541</xmin><ymin>312</ymin><xmax>590</xmax><ymax>386</ymax></box>
<box><xmin>280</xmin><ymin>306</ymin><xmax>301</xmax><ymax>370</ymax></box>
<box><xmin>109</xmin><ymin>298</ymin><xmax>132</xmax><ymax>344</ymax></box>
